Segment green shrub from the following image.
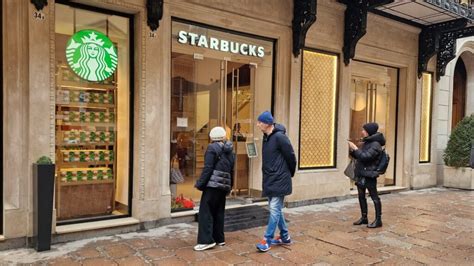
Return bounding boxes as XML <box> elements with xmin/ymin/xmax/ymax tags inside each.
<box><xmin>36</xmin><ymin>156</ymin><xmax>53</xmax><ymax>165</ymax></box>
<box><xmin>443</xmin><ymin>114</ymin><xmax>474</xmax><ymax>167</ymax></box>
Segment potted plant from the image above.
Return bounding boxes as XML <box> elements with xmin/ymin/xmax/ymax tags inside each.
<box><xmin>33</xmin><ymin>156</ymin><xmax>55</xmax><ymax>251</ymax></box>
<box><xmin>442</xmin><ymin>114</ymin><xmax>474</xmax><ymax>190</ymax></box>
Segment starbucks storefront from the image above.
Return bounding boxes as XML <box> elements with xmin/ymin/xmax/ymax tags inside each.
<box><xmin>170</xmin><ymin>20</ymin><xmax>275</xmax><ymax>207</ymax></box>
<box><xmin>54</xmin><ymin>2</ymin><xmax>133</xmax><ymax>223</ymax></box>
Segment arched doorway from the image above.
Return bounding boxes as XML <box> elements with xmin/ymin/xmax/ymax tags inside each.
<box><xmin>452</xmin><ymin>58</ymin><xmax>467</xmax><ymax>129</ymax></box>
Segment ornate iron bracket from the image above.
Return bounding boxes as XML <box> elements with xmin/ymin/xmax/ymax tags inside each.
<box><xmin>146</xmin><ymin>0</ymin><xmax>164</xmax><ymax>32</ymax></box>
<box><xmin>339</xmin><ymin>0</ymin><xmax>394</xmax><ymax>65</ymax></box>
<box><xmin>424</xmin><ymin>0</ymin><xmax>473</xmax><ymax>23</ymax></box>
<box><xmin>31</xmin><ymin>0</ymin><xmax>48</xmax><ymax>11</ymax></box>
<box><xmin>436</xmin><ymin>26</ymin><xmax>474</xmax><ymax>81</ymax></box>
<box><xmin>292</xmin><ymin>0</ymin><xmax>317</xmax><ymax>57</ymax></box>
<box><xmin>418</xmin><ymin>18</ymin><xmax>467</xmax><ymax>78</ymax></box>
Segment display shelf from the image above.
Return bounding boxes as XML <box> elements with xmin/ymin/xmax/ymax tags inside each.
<box><xmin>56</xmin><ymin>103</ymin><xmax>115</xmax><ymax>109</ymax></box>
<box><xmin>55</xmin><ymin>63</ymin><xmax>118</xmax><ymax>221</ymax></box>
<box><xmin>58</xmin><ymin>82</ymin><xmax>115</xmax><ymax>90</ymax></box>
<box><xmin>58</xmin><ymin>122</ymin><xmax>116</xmax><ymax>127</ymax></box>
<box><xmin>57</xmin><ymin>142</ymin><xmax>115</xmax><ymax>147</ymax></box>
<box><xmin>59</xmin><ymin>179</ymin><xmax>114</xmax><ymax>187</ymax></box>
<box><xmin>58</xmin><ymin>161</ymin><xmax>114</xmax><ymax>167</ymax></box>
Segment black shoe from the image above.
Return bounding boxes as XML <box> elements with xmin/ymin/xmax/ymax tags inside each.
<box><xmin>353</xmin><ymin>216</ymin><xmax>368</xmax><ymax>225</ymax></box>
<box><xmin>367</xmin><ymin>217</ymin><xmax>382</xmax><ymax>228</ymax></box>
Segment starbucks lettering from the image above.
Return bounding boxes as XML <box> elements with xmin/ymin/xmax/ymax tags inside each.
<box><xmin>177</xmin><ymin>30</ymin><xmax>265</xmax><ymax>57</ymax></box>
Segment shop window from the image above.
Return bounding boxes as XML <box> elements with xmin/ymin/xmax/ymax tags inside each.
<box><xmin>170</xmin><ymin>20</ymin><xmax>274</xmax><ymax>207</ymax></box>
<box><xmin>350</xmin><ymin>60</ymin><xmax>398</xmax><ymax>187</ymax></box>
<box><xmin>299</xmin><ymin>50</ymin><xmax>338</xmax><ymax>169</ymax></box>
<box><xmin>419</xmin><ymin>72</ymin><xmax>433</xmax><ymax>163</ymax></box>
<box><xmin>54</xmin><ymin>3</ymin><xmax>132</xmax><ymax>223</ymax></box>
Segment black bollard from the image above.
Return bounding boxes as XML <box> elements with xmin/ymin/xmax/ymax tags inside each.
<box><xmin>33</xmin><ymin>163</ymin><xmax>55</xmax><ymax>251</ymax></box>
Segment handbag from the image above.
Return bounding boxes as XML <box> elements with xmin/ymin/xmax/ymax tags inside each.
<box><xmin>344</xmin><ymin>159</ymin><xmax>357</xmax><ymax>181</ymax></box>
<box><xmin>170</xmin><ymin>157</ymin><xmax>184</xmax><ymax>184</ymax></box>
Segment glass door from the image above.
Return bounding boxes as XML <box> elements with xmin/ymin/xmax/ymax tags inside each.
<box><xmin>350</xmin><ymin>61</ymin><xmax>398</xmax><ymax>188</ymax></box>
<box><xmin>171</xmin><ymin>53</ymin><xmax>255</xmax><ymax>205</ymax></box>
<box><xmin>226</xmin><ymin>62</ymin><xmax>255</xmax><ymax>197</ymax></box>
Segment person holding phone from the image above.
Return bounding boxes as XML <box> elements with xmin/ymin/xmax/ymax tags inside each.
<box><xmin>347</xmin><ymin>122</ymin><xmax>385</xmax><ymax>228</ymax></box>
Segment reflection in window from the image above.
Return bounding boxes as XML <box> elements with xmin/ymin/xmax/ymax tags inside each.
<box><xmin>299</xmin><ymin>50</ymin><xmax>338</xmax><ymax>168</ymax></box>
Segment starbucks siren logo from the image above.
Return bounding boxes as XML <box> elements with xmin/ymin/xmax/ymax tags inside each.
<box><xmin>66</xmin><ymin>30</ymin><xmax>117</xmax><ymax>82</ymax></box>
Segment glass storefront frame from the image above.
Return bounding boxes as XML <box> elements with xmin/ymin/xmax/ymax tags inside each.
<box><xmin>170</xmin><ymin>19</ymin><xmax>276</xmax><ymax>205</ymax></box>
<box><xmin>54</xmin><ymin>0</ymin><xmax>135</xmax><ymax>225</ymax></box>
<box><xmin>350</xmin><ymin>59</ymin><xmax>400</xmax><ymax>188</ymax></box>
<box><xmin>298</xmin><ymin>48</ymin><xmax>340</xmax><ymax>170</ymax></box>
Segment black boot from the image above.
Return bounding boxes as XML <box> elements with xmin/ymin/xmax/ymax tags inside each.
<box><xmin>368</xmin><ymin>199</ymin><xmax>382</xmax><ymax>228</ymax></box>
<box><xmin>353</xmin><ymin>214</ymin><xmax>368</xmax><ymax>225</ymax></box>
<box><xmin>367</xmin><ymin>216</ymin><xmax>382</xmax><ymax>228</ymax></box>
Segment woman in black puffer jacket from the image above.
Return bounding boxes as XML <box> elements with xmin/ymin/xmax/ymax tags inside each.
<box><xmin>194</xmin><ymin>126</ymin><xmax>235</xmax><ymax>251</ymax></box>
<box><xmin>348</xmin><ymin>123</ymin><xmax>385</xmax><ymax>228</ymax></box>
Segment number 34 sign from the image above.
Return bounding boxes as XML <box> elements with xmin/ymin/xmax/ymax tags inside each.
<box><xmin>33</xmin><ymin>11</ymin><xmax>45</xmax><ymax>20</ymax></box>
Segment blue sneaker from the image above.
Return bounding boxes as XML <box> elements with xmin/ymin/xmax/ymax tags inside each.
<box><xmin>256</xmin><ymin>239</ymin><xmax>271</xmax><ymax>252</ymax></box>
<box><xmin>270</xmin><ymin>236</ymin><xmax>292</xmax><ymax>245</ymax></box>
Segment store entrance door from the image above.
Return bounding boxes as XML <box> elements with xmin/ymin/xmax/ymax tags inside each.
<box><xmin>171</xmin><ymin>53</ymin><xmax>256</xmax><ymax>202</ymax></box>
<box><xmin>349</xmin><ymin>61</ymin><xmax>398</xmax><ymax>188</ymax></box>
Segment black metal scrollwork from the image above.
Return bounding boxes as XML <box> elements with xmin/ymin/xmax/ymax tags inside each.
<box><xmin>31</xmin><ymin>0</ymin><xmax>48</xmax><ymax>11</ymax></box>
<box><xmin>339</xmin><ymin>0</ymin><xmax>394</xmax><ymax>65</ymax></box>
<box><xmin>418</xmin><ymin>18</ymin><xmax>467</xmax><ymax>78</ymax></box>
<box><xmin>292</xmin><ymin>0</ymin><xmax>317</xmax><ymax>57</ymax></box>
<box><xmin>436</xmin><ymin>26</ymin><xmax>474</xmax><ymax>81</ymax></box>
<box><xmin>147</xmin><ymin>0</ymin><xmax>164</xmax><ymax>32</ymax></box>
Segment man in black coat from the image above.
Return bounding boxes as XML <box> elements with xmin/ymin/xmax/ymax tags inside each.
<box><xmin>348</xmin><ymin>122</ymin><xmax>385</xmax><ymax>228</ymax></box>
<box><xmin>255</xmin><ymin>111</ymin><xmax>296</xmax><ymax>252</ymax></box>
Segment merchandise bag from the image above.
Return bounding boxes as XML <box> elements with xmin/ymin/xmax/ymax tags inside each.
<box><xmin>170</xmin><ymin>157</ymin><xmax>184</xmax><ymax>184</ymax></box>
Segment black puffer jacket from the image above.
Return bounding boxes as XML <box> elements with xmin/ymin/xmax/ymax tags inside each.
<box><xmin>195</xmin><ymin>141</ymin><xmax>235</xmax><ymax>192</ymax></box>
<box><xmin>261</xmin><ymin>124</ymin><xmax>297</xmax><ymax>197</ymax></box>
<box><xmin>350</xmin><ymin>132</ymin><xmax>386</xmax><ymax>179</ymax></box>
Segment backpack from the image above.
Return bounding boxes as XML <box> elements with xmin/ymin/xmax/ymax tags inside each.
<box><xmin>376</xmin><ymin>149</ymin><xmax>390</xmax><ymax>174</ymax></box>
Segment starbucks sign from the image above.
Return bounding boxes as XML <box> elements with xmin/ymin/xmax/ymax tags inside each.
<box><xmin>66</xmin><ymin>30</ymin><xmax>118</xmax><ymax>82</ymax></box>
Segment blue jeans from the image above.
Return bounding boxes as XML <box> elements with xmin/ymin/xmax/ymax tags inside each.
<box><xmin>264</xmin><ymin>196</ymin><xmax>289</xmax><ymax>240</ymax></box>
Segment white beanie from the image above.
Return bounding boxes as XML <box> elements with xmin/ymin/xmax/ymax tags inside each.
<box><xmin>209</xmin><ymin>126</ymin><xmax>226</xmax><ymax>141</ymax></box>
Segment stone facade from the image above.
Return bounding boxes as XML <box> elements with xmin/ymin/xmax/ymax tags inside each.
<box><xmin>2</xmin><ymin>0</ymin><xmax>470</xmax><ymax>245</ymax></box>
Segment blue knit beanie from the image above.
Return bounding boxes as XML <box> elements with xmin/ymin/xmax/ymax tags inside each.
<box><xmin>363</xmin><ymin>122</ymin><xmax>379</xmax><ymax>136</ymax></box>
<box><xmin>258</xmin><ymin>111</ymin><xmax>274</xmax><ymax>125</ymax></box>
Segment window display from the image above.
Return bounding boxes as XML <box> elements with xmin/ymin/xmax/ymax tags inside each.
<box><xmin>55</xmin><ymin>3</ymin><xmax>131</xmax><ymax>222</ymax></box>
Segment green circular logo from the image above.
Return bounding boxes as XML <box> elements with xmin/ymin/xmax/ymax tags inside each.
<box><xmin>66</xmin><ymin>30</ymin><xmax>118</xmax><ymax>82</ymax></box>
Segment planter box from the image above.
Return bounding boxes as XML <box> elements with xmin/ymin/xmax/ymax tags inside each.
<box><xmin>33</xmin><ymin>163</ymin><xmax>55</xmax><ymax>251</ymax></box>
<box><xmin>443</xmin><ymin>166</ymin><xmax>473</xmax><ymax>190</ymax></box>
<box><xmin>57</xmin><ymin>182</ymin><xmax>114</xmax><ymax>220</ymax></box>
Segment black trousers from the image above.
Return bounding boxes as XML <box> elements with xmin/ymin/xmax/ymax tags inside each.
<box><xmin>197</xmin><ymin>187</ymin><xmax>227</xmax><ymax>244</ymax></box>
<box><xmin>356</xmin><ymin>178</ymin><xmax>382</xmax><ymax>218</ymax></box>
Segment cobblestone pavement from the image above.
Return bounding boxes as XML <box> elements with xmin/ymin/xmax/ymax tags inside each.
<box><xmin>0</xmin><ymin>188</ymin><xmax>473</xmax><ymax>265</ymax></box>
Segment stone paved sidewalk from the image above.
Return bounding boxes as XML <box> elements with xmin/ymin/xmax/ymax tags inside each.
<box><xmin>0</xmin><ymin>188</ymin><xmax>472</xmax><ymax>265</ymax></box>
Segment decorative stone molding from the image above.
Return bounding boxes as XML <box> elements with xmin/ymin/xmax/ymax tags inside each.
<box><xmin>146</xmin><ymin>0</ymin><xmax>164</xmax><ymax>32</ymax></box>
<box><xmin>292</xmin><ymin>0</ymin><xmax>317</xmax><ymax>57</ymax></box>
<box><xmin>418</xmin><ymin>18</ymin><xmax>467</xmax><ymax>78</ymax></box>
<box><xmin>437</xmin><ymin>26</ymin><xmax>474</xmax><ymax>80</ymax></box>
<box><xmin>339</xmin><ymin>0</ymin><xmax>394</xmax><ymax>65</ymax></box>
